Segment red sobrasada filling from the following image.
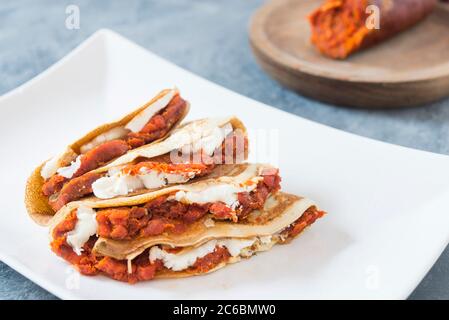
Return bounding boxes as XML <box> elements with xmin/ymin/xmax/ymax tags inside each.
<box><xmin>50</xmin><ymin>205</ymin><xmax>324</xmax><ymax>283</ymax></box>
<box><xmin>42</xmin><ymin>94</ymin><xmax>188</xmax><ymax>200</ymax></box>
<box><xmin>43</xmin><ymin>119</ymin><xmax>247</xmax><ymax>211</ymax></box>
<box><xmin>279</xmin><ymin>206</ymin><xmax>325</xmax><ymax>240</ymax></box>
<box><xmin>309</xmin><ymin>0</ymin><xmax>370</xmax><ymax>59</ymax></box>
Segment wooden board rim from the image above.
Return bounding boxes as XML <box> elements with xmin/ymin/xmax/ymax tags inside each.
<box><xmin>249</xmin><ymin>0</ymin><xmax>449</xmax><ymax>84</ymax></box>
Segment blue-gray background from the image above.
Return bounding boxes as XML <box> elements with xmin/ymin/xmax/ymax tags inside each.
<box><xmin>1</xmin><ymin>0</ymin><xmax>448</xmax><ymax>300</ymax></box>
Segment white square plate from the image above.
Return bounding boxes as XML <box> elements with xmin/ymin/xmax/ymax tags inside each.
<box><xmin>1</xmin><ymin>29</ymin><xmax>449</xmax><ymax>300</ymax></box>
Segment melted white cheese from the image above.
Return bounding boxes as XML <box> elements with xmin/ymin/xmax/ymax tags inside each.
<box><xmin>138</xmin><ymin>170</ymin><xmax>190</xmax><ymax>189</ymax></box>
<box><xmin>218</xmin><ymin>238</ymin><xmax>256</xmax><ymax>256</ymax></box>
<box><xmin>92</xmin><ymin>168</ymin><xmax>191</xmax><ymax>199</ymax></box>
<box><xmin>80</xmin><ymin>127</ymin><xmax>130</xmax><ymax>154</ymax></box>
<box><xmin>259</xmin><ymin>235</ymin><xmax>272</xmax><ymax>245</ymax></box>
<box><xmin>166</xmin><ymin>121</ymin><xmax>233</xmax><ymax>158</ymax></box>
<box><xmin>137</xmin><ymin>170</ymin><xmax>166</xmax><ymax>189</ymax></box>
<box><xmin>56</xmin><ymin>155</ymin><xmax>82</xmax><ymax>179</ymax></box>
<box><xmin>203</xmin><ymin>217</ymin><xmax>215</xmax><ymax>228</ymax></box>
<box><xmin>149</xmin><ymin>238</ymin><xmax>257</xmax><ymax>271</ymax></box>
<box><xmin>92</xmin><ymin>174</ymin><xmax>144</xmax><ymax>199</ymax></box>
<box><xmin>125</xmin><ymin>89</ymin><xmax>176</xmax><ymax>133</ymax></box>
<box><xmin>150</xmin><ymin>241</ymin><xmax>217</xmax><ymax>271</ymax></box>
<box><xmin>41</xmin><ymin>154</ymin><xmax>62</xmax><ymax>179</ymax></box>
<box><xmin>66</xmin><ymin>206</ymin><xmax>98</xmax><ymax>256</ymax></box>
<box><xmin>173</xmin><ymin>180</ymin><xmax>259</xmax><ymax>208</ymax></box>
<box><xmin>192</xmin><ymin>123</ymin><xmax>233</xmax><ymax>155</ymax></box>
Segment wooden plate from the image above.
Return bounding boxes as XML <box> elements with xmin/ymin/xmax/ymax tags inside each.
<box><xmin>249</xmin><ymin>0</ymin><xmax>449</xmax><ymax>108</ymax></box>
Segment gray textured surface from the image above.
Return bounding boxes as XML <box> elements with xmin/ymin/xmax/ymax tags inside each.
<box><xmin>0</xmin><ymin>0</ymin><xmax>448</xmax><ymax>300</ymax></box>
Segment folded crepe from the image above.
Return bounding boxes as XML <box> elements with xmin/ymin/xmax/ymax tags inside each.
<box><xmin>49</xmin><ymin>184</ymin><xmax>324</xmax><ymax>283</ymax></box>
<box><xmin>49</xmin><ymin>163</ymin><xmax>281</xmax><ymax>244</ymax></box>
<box><xmin>25</xmin><ymin>113</ymin><xmax>247</xmax><ymax>225</ymax></box>
<box><xmin>309</xmin><ymin>0</ymin><xmax>437</xmax><ymax>59</ymax></box>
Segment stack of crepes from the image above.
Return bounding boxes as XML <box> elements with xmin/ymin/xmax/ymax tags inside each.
<box><xmin>25</xmin><ymin>88</ymin><xmax>325</xmax><ymax>283</ymax></box>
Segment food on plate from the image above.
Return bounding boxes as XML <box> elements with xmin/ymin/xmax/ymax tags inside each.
<box><xmin>309</xmin><ymin>0</ymin><xmax>437</xmax><ymax>59</ymax></box>
<box><xmin>25</xmin><ymin>115</ymin><xmax>248</xmax><ymax>225</ymax></box>
<box><xmin>49</xmin><ymin>163</ymin><xmax>280</xmax><ymax>241</ymax></box>
<box><xmin>49</xmin><ymin>188</ymin><xmax>324</xmax><ymax>283</ymax></box>
<box><xmin>24</xmin><ymin>86</ymin><xmax>326</xmax><ymax>284</ymax></box>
